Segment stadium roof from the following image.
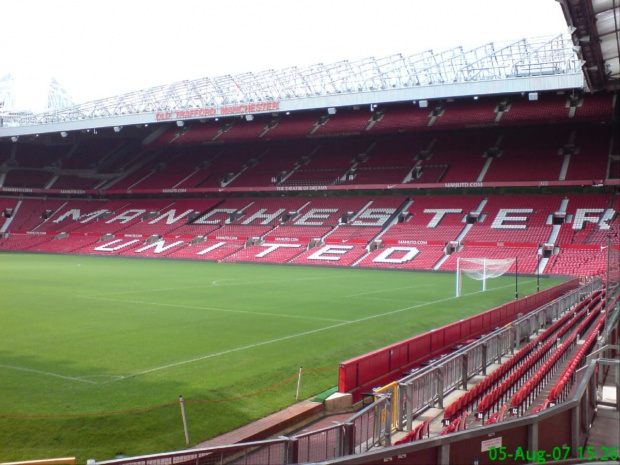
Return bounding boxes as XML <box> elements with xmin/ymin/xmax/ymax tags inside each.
<box><xmin>0</xmin><ymin>34</ymin><xmax>585</xmax><ymax>138</ymax></box>
<box><xmin>559</xmin><ymin>0</ymin><xmax>620</xmax><ymax>91</ymax></box>
<box><xmin>0</xmin><ymin>73</ymin><xmax>74</xmax><ymax>113</ymax></box>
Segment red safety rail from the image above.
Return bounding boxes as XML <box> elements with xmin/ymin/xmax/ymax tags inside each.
<box><xmin>338</xmin><ymin>279</ymin><xmax>579</xmax><ymax>401</ymax></box>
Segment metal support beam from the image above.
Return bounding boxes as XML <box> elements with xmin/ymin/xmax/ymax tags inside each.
<box><xmin>462</xmin><ymin>354</ymin><xmax>469</xmax><ymax>390</ymax></box>
<box><xmin>437</xmin><ymin>368</ymin><xmax>444</xmax><ymax>409</ymax></box>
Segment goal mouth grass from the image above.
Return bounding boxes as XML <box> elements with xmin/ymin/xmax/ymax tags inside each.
<box><xmin>0</xmin><ymin>253</ymin><xmax>563</xmax><ymax>462</ymax></box>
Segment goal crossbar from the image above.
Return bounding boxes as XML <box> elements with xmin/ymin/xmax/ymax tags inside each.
<box><xmin>456</xmin><ymin>257</ymin><xmax>515</xmax><ymax>296</ymax></box>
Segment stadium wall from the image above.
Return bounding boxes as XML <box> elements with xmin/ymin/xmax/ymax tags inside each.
<box><xmin>338</xmin><ymin>279</ymin><xmax>580</xmax><ymax>401</ymax></box>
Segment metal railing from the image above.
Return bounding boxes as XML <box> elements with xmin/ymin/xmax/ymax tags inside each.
<box><xmin>94</xmin><ymin>438</ymin><xmax>292</xmax><ymax>465</ymax></box>
<box><xmin>317</xmin><ymin>356</ymin><xmax>619</xmax><ymax>465</ymax></box>
<box><xmin>348</xmin><ymin>394</ymin><xmax>392</xmax><ymax>454</ymax></box>
<box><xmin>396</xmin><ymin>279</ymin><xmax>602</xmax><ymax>431</ymax></box>
<box><xmin>294</xmin><ymin>424</ymin><xmax>345</xmax><ymax>463</ymax></box>
<box><xmin>91</xmin><ymin>351</ymin><xmax>619</xmax><ymax>465</ymax></box>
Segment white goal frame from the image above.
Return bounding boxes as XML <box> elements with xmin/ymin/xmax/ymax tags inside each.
<box><xmin>455</xmin><ymin>257</ymin><xmax>516</xmax><ymax>297</ymax></box>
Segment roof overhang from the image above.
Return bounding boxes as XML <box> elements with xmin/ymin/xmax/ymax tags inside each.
<box><xmin>0</xmin><ymin>34</ymin><xmax>586</xmax><ymax>139</ymax></box>
<box><xmin>558</xmin><ymin>0</ymin><xmax>620</xmax><ymax>91</ymax></box>
<box><xmin>0</xmin><ymin>73</ymin><xmax>585</xmax><ymax>139</ymax></box>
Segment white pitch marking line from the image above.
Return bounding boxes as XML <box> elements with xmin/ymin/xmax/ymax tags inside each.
<box><xmin>83</xmin><ymin>275</ymin><xmax>353</xmax><ymax>297</ymax></box>
<box><xmin>354</xmin><ymin>297</ymin><xmax>428</xmax><ymax>303</ymax></box>
<box><xmin>108</xmin><ymin>322</ymin><xmax>355</xmax><ymax>382</ymax></box>
<box><xmin>0</xmin><ymin>364</ymin><xmax>97</xmax><ymax>384</ymax></box>
<box><xmin>83</xmin><ymin>285</ymin><xmax>204</xmax><ymax>297</ymax></box>
<box><xmin>10</xmin><ymin>278</ymin><xmax>536</xmax><ymax>384</ymax></box>
<box><xmin>111</xmin><ymin>279</ymin><xmax>536</xmax><ymax>381</ymax></box>
<box><xmin>210</xmin><ymin>274</ymin><xmax>353</xmax><ymax>287</ymax></box>
<box><xmin>78</xmin><ymin>295</ymin><xmax>349</xmax><ymax>323</ymax></box>
<box><xmin>345</xmin><ymin>284</ymin><xmax>434</xmax><ymax>298</ymax></box>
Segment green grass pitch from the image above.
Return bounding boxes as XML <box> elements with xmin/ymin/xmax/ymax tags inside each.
<box><xmin>0</xmin><ymin>253</ymin><xmax>563</xmax><ymax>462</ymax></box>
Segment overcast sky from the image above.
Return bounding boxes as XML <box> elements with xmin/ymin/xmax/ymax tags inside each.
<box><xmin>1</xmin><ymin>0</ymin><xmax>569</xmax><ymax>109</ymax></box>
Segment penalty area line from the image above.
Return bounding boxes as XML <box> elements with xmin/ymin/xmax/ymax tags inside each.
<box><xmin>81</xmin><ymin>274</ymin><xmax>353</xmax><ymax>297</ymax></box>
<box><xmin>106</xmin><ymin>321</ymin><xmax>354</xmax><ymax>383</ymax></box>
<box><xmin>113</xmin><ymin>279</ymin><xmax>536</xmax><ymax>382</ymax></box>
<box><xmin>0</xmin><ymin>364</ymin><xmax>97</xmax><ymax>384</ymax></box>
<box><xmin>77</xmin><ymin>295</ymin><xmax>349</xmax><ymax>323</ymax></box>
<box><xmin>345</xmin><ymin>283</ymin><xmax>434</xmax><ymax>298</ymax></box>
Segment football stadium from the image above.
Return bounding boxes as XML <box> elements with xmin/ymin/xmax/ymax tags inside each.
<box><xmin>0</xmin><ymin>1</ymin><xmax>619</xmax><ymax>465</ymax></box>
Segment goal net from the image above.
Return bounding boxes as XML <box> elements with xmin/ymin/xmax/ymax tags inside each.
<box><xmin>455</xmin><ymin>257</ymin><xmax>515</xmax><ymax>297</ymax></box>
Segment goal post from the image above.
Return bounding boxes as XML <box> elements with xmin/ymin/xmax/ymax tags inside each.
<box><xmin>456</xmin><ymin>257</ymin><xmax>516</xmax><ymax>297</ymax></box>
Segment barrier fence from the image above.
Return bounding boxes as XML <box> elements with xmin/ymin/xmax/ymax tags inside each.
<box><xmin>92</xmin><ymin>438</ymin><xmax>292</xmax><ymax>465</ymax></box>
<box><xmin>91</xmin><ymin>354</ymin><xmax>619</xmax><ymax>465</ymax></box>
<box><xmin>348</xmin><ymin>394</ymin><xmax>392</xmax><ymax>454</ymax></box>
<box><xmin>317</xmin><ymin>356</ymin><xmax>619</xmax><ymax>465</ymax></box>
<box><xmin>293</xmin><ymin>423</ymin><xmax>344</xmax><ymax>463</ymax></box>
<box><xmin>339</xmin><ymin>279</ymin><xmax>581</xmax><ymax>402</ymax></box>
<box><xmin>396</xmin><ymin>278</ymin><xmax>601</xmax><ymax>431</ymax></box>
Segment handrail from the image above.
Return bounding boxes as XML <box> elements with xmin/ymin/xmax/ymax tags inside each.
<box><xmin>396</xmin><ymin>282</ymin><xmax>602</xmax><ymax>430</ymax></box>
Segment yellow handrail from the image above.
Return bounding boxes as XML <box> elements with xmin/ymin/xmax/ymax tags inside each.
<box><xmin>373</xmin><ymin>381</ymin><xmax>399</xmax><ymax>429</ymax></box>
